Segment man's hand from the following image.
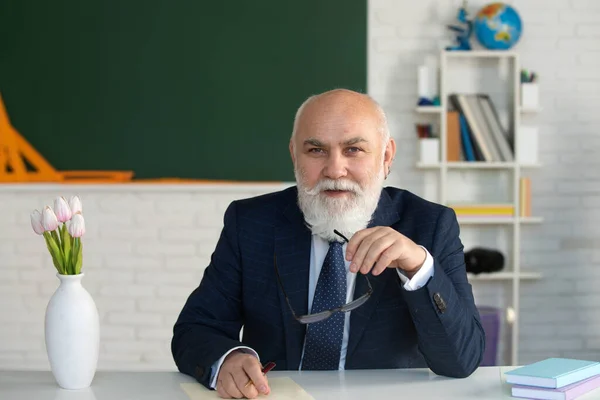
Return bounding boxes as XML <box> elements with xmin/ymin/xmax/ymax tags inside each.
<box><xmin>216</xmin><ymin>350</ymin><xmax>270</xmax><ymax>399</ymax></box>
<box><xmin>346</xmin><ymin>226</ymin><xmax>427</xmax><ymax>277</ymax></box>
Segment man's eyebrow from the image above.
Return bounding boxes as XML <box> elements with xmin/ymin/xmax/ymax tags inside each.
<box><xmin>303</xmin><ymin>138</ymin><xmax>324</xmax><ymax>147</ymax></box>
<box><xmin>303</xmin><ymin>137</ymin><xmax>368</xmax><ymax>147</ymax></box>
<box><xmin>342</xmin><ymin>137</ymin><xmax>368</xmax><ymax>146</ymax></box>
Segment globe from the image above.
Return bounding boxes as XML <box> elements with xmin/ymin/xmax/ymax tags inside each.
<box><xmin>473</xmin><ymin>3</ymin><xmax>522</xmax><ymax>50</ymax></box>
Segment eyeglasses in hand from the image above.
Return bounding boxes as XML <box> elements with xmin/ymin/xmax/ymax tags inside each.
<box><xmin>274</xmin><ymin>229</ymin><xmax>373</xmax><ymax>324</ymax></box>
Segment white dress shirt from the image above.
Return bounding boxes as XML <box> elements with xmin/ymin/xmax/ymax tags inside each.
<box><xmin>209</xmin><ymin>235</ymin><xmax>435</xmax><ymax>388</ymax></box>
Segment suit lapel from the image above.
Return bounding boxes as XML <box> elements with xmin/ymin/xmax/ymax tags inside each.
<box><xmin>274</xmin><ymin>189</ymin><xmax>311</xmax><ymax>370</ymax></box>
<box><xmin>346</xmin><ymin>189</ymin><xmax>401</xmax><ymax>362</ymax></box>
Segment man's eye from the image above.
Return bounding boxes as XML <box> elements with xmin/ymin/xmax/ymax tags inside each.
<box><xmin>346</xmin><ymin>147</ymin><xmax>362</xmax><ymax>153</ymax></box>
<box><xmin>308</xmin><ymin>148</ymin><xmax>324</xmax><ymax>153</ymax></box>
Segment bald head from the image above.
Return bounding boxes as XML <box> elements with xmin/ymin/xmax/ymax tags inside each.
<box><xmin>290</xmin><ymin>89</ymin><xmax>390</xmax><ymax>151</ymax></box>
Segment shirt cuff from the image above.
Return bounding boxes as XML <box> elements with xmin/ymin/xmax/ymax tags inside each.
<box><xmin>396</xmin><ymin>246</ymin><xmax>434</xmax><ymax>291</ymax></box>
<box><xmin>209</xmin><ymin>346</ymin><xmax>260</xmax><ymax>389</ymax></box>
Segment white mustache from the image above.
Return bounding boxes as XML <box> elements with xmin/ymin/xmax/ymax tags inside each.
<box><xmin>307</xmin><ymin>179</ymin><xmax>362</xmax><ymax>195</ymax></box>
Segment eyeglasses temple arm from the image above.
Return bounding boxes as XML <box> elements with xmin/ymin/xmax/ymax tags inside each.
<box><xmin>273</xmin><ymin>254</ymin><xmax>300</xmax><ymax>319</ymax></box>
<box><xmin>333</xmin><ymin>229</ymin><xmax>373</xmax><ymax>292</ymax></box>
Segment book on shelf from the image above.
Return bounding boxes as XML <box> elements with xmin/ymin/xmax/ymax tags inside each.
<box><xmin>511</xmin><ymin>374</ymin><xmax>600</xmax><ymax>400</ymax></box>
<box><xmin>449</xmin><ymin>204</ymin><xmax>514</xmax><ymax>217</ymax></box>
<box><xmin>447</xmin><ymin>111</ymin><xmax>461</xmax><ymax>162</ymax></box>
<box><xmin>478</xmin><ymin>94</ymin><xmax>514</xmax><ymax>161</ymax></box>
<box><xmin>520</xmin><ymin>177</ymin><xmax>531</xmax><ymax>217</ymax></box>
<box><xmin>448</xmin><ymin>93</ymin><xmax>514</xmax><ymax>163</ymax></box>
<box><xmin>449</xmin><ymin>93</ymin><xmax>489</xmax><ymax>161</ymax></box>
<box><xmin>458</xmin><ymin>113</ymin><xmax>476</xmax><ymax>161</ymax></box>
<box><xmin>505</xmin><ymin>358</ymin><xmax>600</xmax><ymax>389</ymax></box>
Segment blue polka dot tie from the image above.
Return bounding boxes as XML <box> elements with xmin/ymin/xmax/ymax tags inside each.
<box><xmin>301</xmin><ymin>241</ymin><xmax>346</xmax><ymax>370</ymax></box>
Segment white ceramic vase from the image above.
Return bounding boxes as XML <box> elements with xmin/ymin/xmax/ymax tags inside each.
<box><xmin>45</xmin><ymin>273</ymin><xmax>100</xmax><ymax>390</ymax></box>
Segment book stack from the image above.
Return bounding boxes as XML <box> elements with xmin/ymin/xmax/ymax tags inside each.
<box><xmin>505</xmin><ymin>358</ymin><xmax>600</xmax><ymax>400</ymax></box>
<box><xmin>449</xmin><ymin>203</ymin><xmax>514</xmax><ymax>218</ymax></box>
<box><xmin>448</xmin><ymin>93</ymin><xmax>514</xmax><ymax>162</ymax></box>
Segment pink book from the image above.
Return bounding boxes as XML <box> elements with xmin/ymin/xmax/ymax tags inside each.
<box><xmin>511</xmin><ymin>374</ymin><xmax>600</xmax><ymax>400</ymax></box>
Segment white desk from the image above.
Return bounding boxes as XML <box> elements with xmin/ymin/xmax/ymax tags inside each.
<box><xmin>2</xmin><ymin>367</ymin><xmax>599</xmax><ymax>400</ymax></box>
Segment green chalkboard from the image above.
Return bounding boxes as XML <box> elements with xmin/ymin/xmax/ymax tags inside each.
<box><xmin>0</xmin><ymin>1</ymin><xmax>367</xmax><ymax>181</ymax></box>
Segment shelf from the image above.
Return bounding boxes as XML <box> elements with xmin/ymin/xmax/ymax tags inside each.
<box><xmin>415</xmin><ymin>106</ymin><xmax>442</xmax><ymax>114</ymax></box>
<box><xmin>521</xmin><ymin>217</ymin><xmax>544</xmax><ymax>224</ymax></box>
<box><xmin>415</xmin><ymin>105</ymin><xmax>541</xmax><ymax>114</ymax></box>
<box><xmin>417</xmin><ymin>162</ymin><xmax>514</xmax><ymax>169</ymax></box>
<box><xmin>416</xmin><ymin>162</ymin><xmax>542</xmax><ymax>169</ymax></box>
<box><xmin>519</xmin><ymin>163</ymin><xmax>543</xmax><ymax>168</ymax></box>
<box><xmin>415</xmin><ymin>105</ymin><xmax>540</xmax><ymax>116</ymax></box>
<box><xmin>467</xmin><ymin>271</ymin><xmax>542</xmax><ymax>281</ymax></box>
<box><xmin>458</xmin><ymin>216</ymin><xmax>543</xmax><ymax>225</ymax></box>
<box><xmin>446</xmin><ymin>162</ymin><xmax>514</xmax><ymax>169</ymax></box>
<box><xmin>519</xmin><ymin>106</ymin><xmax>542</xmax><ymax>114</ymax></box>
<box><xmin>443</xmin><ymin>50</ymin><xmax>518</xmax><ymax>59</ymax></box>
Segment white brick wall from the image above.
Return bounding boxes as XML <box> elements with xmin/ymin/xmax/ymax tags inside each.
<box><xmin>369</xmin><ymin>0</ymin><xmax>600</xmax><ymax>365</ymax></box>
<box><xmin>0</xmin><ymin>185</ymin><xmax>290</xmax><ymax>371</ymax></box>
<box><xmin>1</xmin><ymin>0</ymin><xmax>598</xmax><ymax>371</ymax></box>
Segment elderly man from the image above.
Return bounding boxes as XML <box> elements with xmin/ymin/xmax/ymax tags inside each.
<box><xmin>171</xmin><ymin>89</ymin><xmax>485</xmax><ymax>399</ymax></box>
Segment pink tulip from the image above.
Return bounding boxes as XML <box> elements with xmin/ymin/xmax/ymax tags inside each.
<box><xmin>68</xmin><ymin>196</ymin><xmax>82</xmax><ymax>215</ymax></box>
<box><xmin>30</xmin><ymin>210</ymin><xmax>45</xmax><ymax>235</ymax></box>
<box><xmin>54</xmin><ymin>196</ymin><xmax>72</xmax><ymax>223</ymax></box>
<box><xmin>42</xmin><ymin>206</ymin><xmax>59</xmax><ymax>231</ymax></box>
<box><xmin>68</xmin><ymin>212</ymin><xmax>85</xmax><ymax>238</ymax></box>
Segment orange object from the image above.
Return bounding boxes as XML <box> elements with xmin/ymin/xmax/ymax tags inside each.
<box><xmin>0</xmin><ymin>93</ymin><xmax>133</xmax><ymax>183</ymax></box>
<box><xmin>60</xmin><ymin>170</ymin><xmax>134</xmax><ymax>183</ymax></box>
<box><xmin>477</xmin><ymin>3</ymin><xmax>504</xmax><ymax>19</ymax></box>
<box><xmin>446</xmin><ymin>111</ymin><xmax>461</xmax><ymax>162</ymax></box>
<box><xmin>132</xmin><ymin>178</ymin><xmax>283</xmax><ymax>185</ymax></box>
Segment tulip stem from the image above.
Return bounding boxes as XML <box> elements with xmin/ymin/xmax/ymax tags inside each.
<box><xmin>61</xmin><ymin>223</ymin><xmax>73</xmax><ymax>275</ymax></box>
<box><xmin>43</xmin><ymin>232</ymin><xmax>64</xmax><ymax>274</ymax></box>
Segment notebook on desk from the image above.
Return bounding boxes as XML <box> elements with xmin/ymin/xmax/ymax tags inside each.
<box><xmin>505</xmin><ymin>358</ymin><xmax>600</xmax><ymax>389</ymax></box>
<box><xmin>511</xmin><ymin>374</ymin><xmax>600</xmax><ymax>400</ymax></box>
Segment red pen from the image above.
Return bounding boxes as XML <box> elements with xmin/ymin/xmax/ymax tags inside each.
<box><xmin>261</xmin><ymin>361</ymin><xmax>276</xmax><ymax>374</ymax></box>
<box><xmin>245</xmin><ymin>361</ymin><xmax>276</xmax><ymax>388</ymax></box>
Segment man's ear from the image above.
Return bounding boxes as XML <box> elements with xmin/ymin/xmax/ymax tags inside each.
<box><xmin>383</xmin><ymin>138</ymin><xmax>396</xmax><ymax>177</ymax></box>
<box><xmin>289</xmin><ymin>140</ymin><xmax>296</xmax><ymax>164</ymax></box>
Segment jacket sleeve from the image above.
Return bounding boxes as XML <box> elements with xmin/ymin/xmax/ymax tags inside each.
<box><xmin>171</xmin><ymin>201</ymin><xmax>246</xmax><ymax>388</ymax></box>
<box><xmin>400</xmin><ymin>207</ymin><xmax>486</xmax><ymax>378</ymax></box>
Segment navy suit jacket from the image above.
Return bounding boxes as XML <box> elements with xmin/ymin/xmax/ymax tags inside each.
<box><xmin>171</xmin><ymin>186</ymin><xmax>485</xmax><ymax>387</ymax></box>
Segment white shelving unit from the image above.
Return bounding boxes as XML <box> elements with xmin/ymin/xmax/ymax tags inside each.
<box><xmin>415</xmin><ymin>50</ymin><xmax>542</xmax><ymax>366</ymax></box>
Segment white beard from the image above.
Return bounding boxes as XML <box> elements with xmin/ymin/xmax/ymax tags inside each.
<box><xmin>295</xmin><ymin>168</ymin><xmax>384</xmax><ymax>242</ymax></box>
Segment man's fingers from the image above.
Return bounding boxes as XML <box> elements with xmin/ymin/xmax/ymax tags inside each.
<box><xmin>216</xmin><ymin>379</ymin><xmax>232</xmax><ymax>399</ymax></box>
<box><xmin>231</xmin><ymin>369</ymin><xmax>259</xmax><ymax>399</ymax></box>
<box><xmin>217</xmin><ymin>352</ymin><xmax>267</xmax><ymax>399</ymax></box>
<box><xmin>349</xmin><ymin>229</ymin><xmax>385</xmax><ymax>272</ymax></box>
<box><xmin>243</xmin><ymin>358</ymin><xmax>270</xmax><ymax>394</ymax></box>
<box><xmin>223</xmin><ymin>372</ymin><xmax>244</xmax><ymax>399</ymax></box>
<box><xmin>350</xmin><ymin>229</ymin><xmax>388</xmax><ymax>273</ymax></box>
<box><xmin>360</xmin><ymin>234</ymin><xmax>397</xmax><ymax>275</ymax></box>
<box><xmin>372</xmin><ymin>246</ymin><xmax>400</xmax><ymax>276</ymax></box>
<box><xmin>346</xmin><ymin>227</ymin><xmax>376</xmax><ymax>260</ymax></box>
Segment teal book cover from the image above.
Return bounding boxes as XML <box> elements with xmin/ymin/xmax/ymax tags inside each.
<box><xmin>505</xmin><ymin>358</ymin><xmax>600</xmax><ymax>388</ymax></box>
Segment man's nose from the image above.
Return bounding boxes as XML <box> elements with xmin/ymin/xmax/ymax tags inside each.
<box><xmin>323</xmin><ymin>152</ymin><xmax>347</xmax><ymax>180</ymax></box>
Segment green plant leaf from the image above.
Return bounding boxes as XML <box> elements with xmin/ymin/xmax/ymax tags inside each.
<box><xmin>75</xmin><ymin>238</ymin><xmax>83</xmax><ymax>275</ymax></box>
<box><xmin>42</xmin><ymin>233</ymin><xmax>59</xmax><ymax>273</ymax></box>
<box><xmin>52</xmin><ymin>230</ymin><xmax>64</xmax><ymax>260</ymax></box>
<box><xmin>43</xmin><ymin>232</ymin><xmax>64</xmax><ymax>274</ymax></box>
<box><xmin>52</xmin><ymin>233</ymin><xmax>65</xmax><ymax>273</ymax></box>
